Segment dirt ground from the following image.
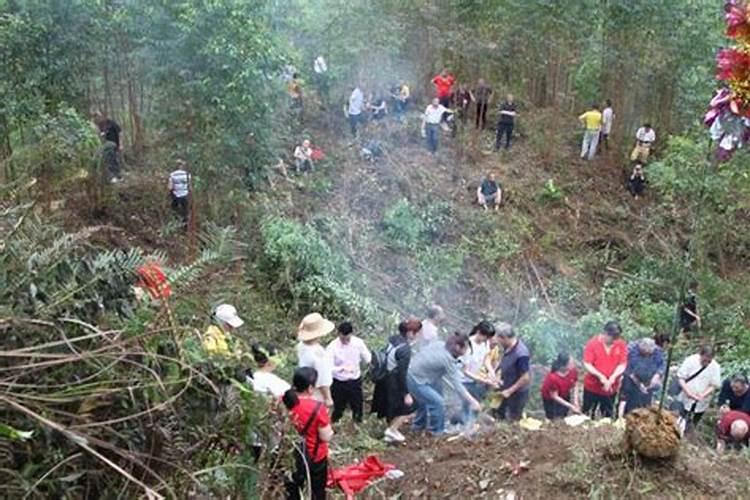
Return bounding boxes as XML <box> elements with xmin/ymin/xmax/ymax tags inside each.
<box><xmin>356</xmin><ymin>423</ymin><xmax>750</xmax><ymax>499</ymax></box>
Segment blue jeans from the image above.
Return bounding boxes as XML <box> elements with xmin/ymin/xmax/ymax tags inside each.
<box><xmin>407</xmin><ymin>375</ymin><xmax>445</xmax><ymax>435</ymax></box>
<box><xmin>426</xmin><ymin>123</ymin><xmax>439</xmax><ymax>153</ymax></box>
<box><xmin>460</xmin><ymin>381</ymin><xmax>488</xmax><ymax>424</ymax></box>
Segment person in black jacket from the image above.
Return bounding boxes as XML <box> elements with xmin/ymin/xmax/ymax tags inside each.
<box><xmin>718</xmin><ymin>374</ymin><xmax>750</xmax><ymax>415</ymax></box>
<box><xmin>371</xmin><ymin>318</ymin><xmax>421</xmax><ymax>443</ymax></box>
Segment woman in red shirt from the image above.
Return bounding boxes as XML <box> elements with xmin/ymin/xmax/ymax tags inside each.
<box><xmin>540</xmin><ymin>353</ymin><xmax>581</xmax><ymax>419</ymax></box>
<box><xmin>283</xmin><ymin>367</ymin><xmax>334</xmax><ymax>500</ymax></box>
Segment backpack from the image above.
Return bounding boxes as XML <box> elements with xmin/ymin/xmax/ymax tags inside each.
<box><xmin>368</xmin><ymin>342</ymin><xmax>403</xmax><ymax>382</ymax></box>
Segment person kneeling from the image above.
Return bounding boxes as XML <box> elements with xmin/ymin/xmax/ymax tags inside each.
<box><xmin>284</xmin><ymin>367</ymin><xmax>333</xmax><ymax>500</ymax></box>
<box><xmin>716</xmin><ymin>410</ymin><xmax>750</xmax><ymax>453</ymax></box>
<box><xmin>477</xmin><ymin>172</ymin><xmax>503</xmax><ymax>211</ymax></box>
<box><xmin>628</xmin><ymin>164</ymin><xmax>646</xmax><ymax>199</ymax></box>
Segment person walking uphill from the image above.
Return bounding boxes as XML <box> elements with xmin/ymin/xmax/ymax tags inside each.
<box><xmin>422</xmin><ymin>99</ymin><xmax>452</xmax><ymax>154</ymax></box>
<box><xmin>296</xmin><ymin>313</ymin><xmax>336</xmax><ymax>407</ymax></box>
<box><xmin>579</xmin><ymin>104</ymin><xmax>602</xmax><ymax>160</ymax></box>
<box><xmin>582</xmin><ymin>321</ymin><xmax>628</xmax><ymax>418</ymax></box>
<box><xmin>431</xmin><ymin>68</ymin><xmax>455</xmax><ymax>108</ymax></box>
<box><xmin>326</xmin><ymin>321</ymin><xmax>371</xmax><ymax>423</ymax></box>
<box><xmin>284</xmin><ymin>367</ymin><xmax>334</xmax><ymax>500</ymax></box>
<box><xmin>407</xmin><ymin>334</ymin><xmax>481</xmax><ymax>435</ymax></box>
<box><xmin>372</xmin><ymin>319</ymin><xmax>421</xmax><ymax>443</ymax></box>
<box><xmin>474</xmin><ymin>79</ymin><xmax>493</xmax><ymax>130</ymax></box>
<box><xmin>493</xmin><ymin>323</ymin><xmax>531</xmax><ymax>421</ymax></box>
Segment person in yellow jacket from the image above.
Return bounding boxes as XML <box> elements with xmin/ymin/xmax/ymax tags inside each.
<box><xmin>579</xmin><ymin>104</ymin><xmax>602</xmax><ymax>160</ymax></box>
<box><xmin>203</xmin><ymin>303</ymin><xmax>244</xmax><ymax>357</ymax></box>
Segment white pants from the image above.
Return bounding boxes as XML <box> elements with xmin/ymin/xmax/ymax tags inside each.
<box><xmin>581</xmin><ymin>129</ymin><xmax>600</xmax><ymax>160</ymax></box>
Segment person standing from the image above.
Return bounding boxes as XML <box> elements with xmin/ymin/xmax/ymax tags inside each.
<box><xmin>168</xmin><ymin>160</ymin><xmax>190</xmax><ymax>226</ymax></box>
<box><xmin>679</xmin><ymin>281</ymin><xmax>701</xmax><ymax>336</ymax></box>
<box><xmin>618</xmin><ymin>338</ymin><xmax>664</xmax><ymax>416</ymax></box>
<box><xmin>313</xmin><ymin>55</ymin><xmax>329</xmax><ymax>106</ymax></box>
<box><xmin>459</xmin><ymin>321</ymin><xmax>499</xmax><ymax>423</ymax></box>
<box><xmin>347</xmin><ymin>84</ymin><xmax>365</xmax><ymax>138</ymax></box>
<box><xmin>296</xmin><ymin>313</ymin><xmax>336</xmax><ymax>407</ymax></box>
<box><xmin>600</xmin><ymin>99</ymin><xmax>615</xmax><ymax>151</ymax></box>
<box><xmin>453</xmin><ymin>84</ymin><xmax>473</xmax><ymax>125</ymax></box>
<box><xmin>407</xmin><ymin>334</ymin><xmax>481</xmax><ymax>435</ymax></box>
<box><xmin>283</xmin><ymin>367</ymin><xmax>333</xmax><ymax>500</ymax></box>
<box><xmin>416</xmin><ymin>304</ymin><xmax>445</xmax><ymax>350</ymax></box>
<box><xmin>582</xmin><ymin>321</ymin><xmax>628</xmax><ymax>418</ymax></box>
<box><xmin>578</xmin><ymin>104</ymin><xmax>602</xmax><ymax>160</ymax></box>
<box><xmin>326</xmin><ymin>321</ymin><xmax>372</xmax><ymax>423</ymax></box>
<box><xmin>493</xmin><ymin>323</ymin><xmax>531</xmax><ymax>421</ymax></box>
<box><xmin>288</xmin><ymin>73</ymin><xmax>304</xmax><ymax>111</ymax></box>
<box><xmin>394</xmin><ymin>81</ymin><xmax>410</xmax><ymax>120</ymax></box>
<box><xmin>474</xmin><ymin>79</ymin><xmax>493</xmax><ymax>130</ymax></box>
<box><xmin>372</xmin><ymin>318</ymin><xmax>421</xmax><ymax>443</ymax></box>
<box><xmin>495</xmin><ymin>94</ymin><xmax>517</xmax><ymax>150</ymax></box>
<box><xmin>674</xmin><ymin>345</ymin><xmax>721</xmax><ymax>429</ymax></box>
<box><xmin>540</xmin><ymin>353</ymin><xmax>581</xmax><ymax>419</ymax></box>
<box><xmin>421</xmin><ymin>99</ymin><xmax>451</xmax><ymax>154</ymax></box>
<box><xmin>630</xmin><ymin>123</ymin><xmax>656</xmax><ymax>163</ymax></box>
<box><xmin>94</xmin><ymin>111</ymin><xmax>123</xmax><ymax>183</ymax></box>
<box><xmin>431</xmin><ymin>68</ymin><xmax>455</xmax><ymax>108</ymax></box>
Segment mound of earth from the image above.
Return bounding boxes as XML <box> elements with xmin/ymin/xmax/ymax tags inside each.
<box><xmin>368</xmin><ymin>423</ymin><xmax>747</xmax><ymax>499</ymax></box>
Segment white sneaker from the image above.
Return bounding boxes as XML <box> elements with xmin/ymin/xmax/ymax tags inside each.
<box><xmin>384</xmin><ymin>428</ymin><xmax>405</xmax><ymax>443</ymax></box>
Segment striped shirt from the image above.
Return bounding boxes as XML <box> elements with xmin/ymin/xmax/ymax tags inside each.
<box><xmin>169</xmin><ymin>169</ymin><xmax>190</xmax><ymax>198</ymax></box>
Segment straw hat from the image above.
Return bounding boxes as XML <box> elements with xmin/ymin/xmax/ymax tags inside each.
<box><xmin>297</xmin><ymin>313</ymin><xmax>335</xmax><ymax>341</ymax></box>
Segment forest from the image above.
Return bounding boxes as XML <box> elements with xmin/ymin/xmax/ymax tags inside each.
<box><xmin>2</xmin><ymin>0</ymin><xmax>750</xmax><ymax>498</ymax></box>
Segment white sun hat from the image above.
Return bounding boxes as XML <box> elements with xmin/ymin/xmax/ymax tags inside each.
<box><xmin>215</xmin><ymin>304</ymin><xmax>244</xmax><ymax>328</ymax></box>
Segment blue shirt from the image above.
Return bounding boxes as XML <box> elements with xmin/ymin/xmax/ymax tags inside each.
<box><xmin>625</xmin><ymin>342</ymin><xmax>665</xmax><ymax>383</ymax></box>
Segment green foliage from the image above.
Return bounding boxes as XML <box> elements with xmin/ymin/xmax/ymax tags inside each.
<box><xmin>416</xmin><ymin>245</ymin><xmax>465</xmax><ymax>291</ymax></box>
<box><xmin>382</xmin><ymin>199</ymin><xmax>427</xmax><ymax>249</ymax></box>
<box><xmin>538</xmin><ymin>179</ymin><xmax>564</xmax><ymax>204</ymax></box>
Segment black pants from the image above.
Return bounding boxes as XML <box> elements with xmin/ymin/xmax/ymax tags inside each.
<box><xmin>494</xmin><ymin>390</ymin><xmax>529</xmax><ymax>422</ymax></box>
<box><xmin>543</xmin><ymin>398</ymin><xmax>570</xmax><ymax>419</ymax></box>
<box><xmin>600</xmin><ymin>132</ymin><xmax>609</xmax><ymax>151</ymax></box>
<box><xmin>496</xmin><ymin>122</ymin><xmax>514</xmax><ymax>149</ymax></box>
<box><xmin>171</xmin><ymin>195</ymin><xmax>189</xmax><ymax>224</ymax></box>
<box><xmin>286</xmin><ymin>452</ymin><xmax>327</xmax><ymax>500</ymax></box>
<box><xmin>331</xmin><ymin>378</ymin><xmax>363</xmax><ymax>423</ymax></box>
<box><xmin>476</xmin><ymin>102</ymin><xmax>489</xmax><ymax>129</ymax></box>
<box><xmin>582</xmin><ymin>390</ymin><xmax>614</xmax><ymax>418</ymax></box>
<box><xmin>438</xmin><ymin>95</ymin><xmax>451</xmax><ymax>108</ymax></box>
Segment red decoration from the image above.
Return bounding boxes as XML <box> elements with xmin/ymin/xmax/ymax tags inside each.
<box><xmin>137</xmin><ymin>262</ymin><xmax>172</xmax><ymax>299</ymax></box>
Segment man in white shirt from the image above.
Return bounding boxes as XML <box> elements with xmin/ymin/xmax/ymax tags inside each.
<box><xmin>422</xmin><ymin>99</ymin><xmax>452</xmax><ymax>154</ymax></box>
<box><xmin>675</xmin><ymin>345</ymin><xmax>721</xmax><ymax>429</ymax></box>
<box><xmin>347</xmin><ymin>85</ymin><xmax>365</xmax><ymax>138</ymax></box>
<box><xmin>631</xmin><ymin>122</ymin><xmax>656</xmax><ymax>163</ymax></box>
<box><xmin>326</xmin><ymin>321</ymin><xmax>372</xmax><ymax>423</ymax></box>
<box><xmin>600</xmin><ymin>99</ymin><xmax>615</xmax><ymax>151</ymax></box>
<box><xmin>168</xmin><ymin>160</ymin><xmax>190</xmax><ymax>226</ymax></box>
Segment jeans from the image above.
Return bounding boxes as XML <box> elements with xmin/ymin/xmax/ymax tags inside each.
<box><xmin>460</xmin><ymin>381</ymin><xmax>488</xmax><ymax>424</ymax></box>
<box><xmin>407</xmin><ymin>375</ymin><xmax>445</xmax><ymax>434</ymax></box>
<box><xmin>582</xmin><ymin>389</ymin><xmax>614</xmax><ymax>418</ymax></box>
<box><xmin>426</xmin><ymin>123</ymin><xmax>440</xmax><ymax>153</ymax></box>
<box><xmin>330</xmin><ymin>378</ymin><xmax>363</xmax><ymax>423</ymax></box>
<box><xmin>580</xmin><ymin>129</ymin><xmax>600</xmax><ymax>160</ymax></box>
<box><xmin>496</xmin><ymin>122</ymin><xmax>514</xmax><ymax>149</ymax></box>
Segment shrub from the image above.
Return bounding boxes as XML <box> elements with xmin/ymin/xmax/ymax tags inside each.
<box><xmin>382</xmin><ymin>199</ymin><xmax>427</xmax><ymax>249</ymax></box>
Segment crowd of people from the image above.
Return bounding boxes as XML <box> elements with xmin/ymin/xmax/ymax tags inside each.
<box><xmin>196</xmin><ymin>284</ymin><xmax>748</xmax><ymax>499</ymax></box>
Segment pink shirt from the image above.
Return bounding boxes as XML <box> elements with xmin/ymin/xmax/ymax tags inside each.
<box><xmin>326</xmin><ymin>336</ymin><xmax>372</xmax><ymax>381</ymax></box>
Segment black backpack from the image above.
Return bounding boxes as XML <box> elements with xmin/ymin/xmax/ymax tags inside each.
<box><xmin>368</xmin><ymin>343</ymin><xmax>402</xmax><ymax>382</ymax></box>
